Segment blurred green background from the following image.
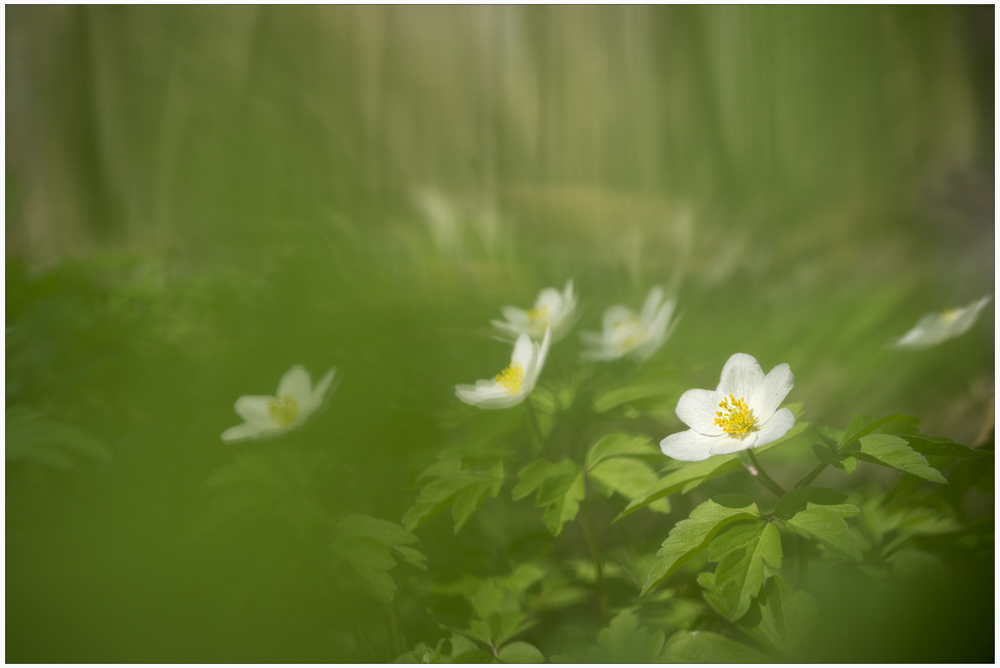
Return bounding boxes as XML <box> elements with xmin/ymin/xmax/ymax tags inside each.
<box><xmin>6</xmin><ymin>6</ymin><xmax>994</xmax><ymax>662</ymax></box>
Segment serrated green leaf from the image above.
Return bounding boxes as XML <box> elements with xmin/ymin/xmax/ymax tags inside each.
<box><xmin>840</xmin><ymin>414</ymin><xmax>920</xmax><ymax>448</ymax></box>
<box><xmin>663</xmin><ymin>630</ymin><xmax>769</xmax><ymax>663</ymax></box>
<box><xmin>337</xmin><ymin>513</ymin><xmax>419</xmax><ymax>546</ymax></box>
<box><xmin>588</xmin><ymin>458</ymin><xmax>660</xmax><ymax>502</ymax></box>
<box><xmin>738</xmin><ymin>576</ymin><xmax>819</xmax><ymax>658</ymax></box>
<box><xmin>774</xmin><ymin>488</ymin><xmax>860</xmax><ymax>519</ymax></box>
<box><xmin>618</xmin><ymin>457</ymin><xmax>743</xmax><ymax>520</ymax></box>
<box><xmin>577</xmin><ymin>609</ymin><xmax>668</xmax><ymax>663</ymax></box>
<box><xmin>332</xmin><ymin>536</ymin><xmax>398</xmax><ymax>603</ymax></box>
<box><xmin>586</xmin><ymin>432</ymin><xmax>657</xmax><ymax>468</ymax></box>
<box><xmin>708</xmin><ymin>520</ymin><xmax>782</xmax><ymax>621</ymax></box>
<box><xmin>903</xmin><ymin>435</ymin><xmax>992</xmax><ymax>459</ymax></box>
<box><xmin>642</xmin><ymin>494</ymin><xmax>760</xmax><ymax>595</ymax></box>
<box><xmin>450</xmin><ymin>649</ymin><xmax>494</xmax><ymax>663</ymax></box>
<box><xmin>6</xmin><ymin>406</ymin><xmax>111</xmax><ymax>470</ymax></box>
<box><xmin>832</xmin><ymin>456</ymin><xmax>858</xmax><ymax>474</ymax></box>
<box><xmin>514</xmin><ymin>460</ymin><xmax>584</xmax><ymax>535</ymax></box>
<box><xmin>541</xmin><ymin>473</ymin><xmax>585</xmax><ymax>536</ymax></box>
<box><xmin>779</xmin><ymin>507</ymin><xmax>862</xmax><ymax>562</ymax></box>
<box><xmin>854</xmin><ymin>434</ymin><xmax>947</xmax><ymax>483</ymax></box>
<box><xmin>512</xmin><ymin>459</ymin><xmax>577</xmax><ymax>501</ymax></box>
<box><xmin>403</xmin><ymin>459</ymin><xmax>505</xmax><ymax>532</ymax></box>
<box><xmin>498</xmin><ymin>641</ymin><xmax>545</xmax><ymax>664</ymax></box>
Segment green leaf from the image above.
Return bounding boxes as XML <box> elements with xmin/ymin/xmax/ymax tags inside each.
<box><xmin>331</xmin><ymin>514</ymin><xmax>425</xmax><ymax>604</ymax></box>
<box><xmin>403</xmin><ymin>459</ymin><xmax>505</xmax><ymax>533</ymax></box>
<box><xmin>839</xmin><ymin>414</ymin><xmax>920</xmax><ymax>448</ymax></box>
<box><xmin>6</xmin><ymin>406</ymin><xmax>111</xmax><ymax>470</ymax></box>
<box><xmin>663</xmin><ymin>630</ymin><xmax>769</xmax><ymax>663</ymax></box>
<box><xmin>514</xmin><ymin>460</ymin><xmax>585</xmax><ymax>535</ymax></box>
<box><xmin>854</xmin><ymin>434</ymin><xmax>947</xmax><ymax>483</ymax></box>
<box><xmin>585</xmin><ymin>432</ymin><xmax>658</xmax><ymax>468</ymax></box>
<box><xmin>774</xmin><ymin>488</ymin><xmax>860</xmax><ymax>519</ymax></box>
<box><xmin>617</xmin><ymin>418</ymin><xmax>809</xmax><ymax>521</ymax></box>
<box><xmin>450</xmin><ymin>650</ymin><xmax>494</xmax><ymax>663</ymax></box>
<box><xmin>642</xmin><ymin>494</ymin><xmax>760</xmax><ymax>595</ymax></box>
<box><xmin>498</xmin><ymin>641</ymin><xmax>545</xmax><ymax>664</ymax></box>
<box><xmin>902</xmin><ymin>435</ymin><xmax>993</xmax><ymax>459</ymax></box>
<box><xmin>618</xmin><ymin>457</ymin><xmax>743</xmax><ymax>520</ymax></box>
<box><xmin>707</xmin><ymin>520</ymin><xmax>782</xmax><ymax>621</ymax></box>
<box><xmin>738</xmin><ymin>576</ymin><xmax>819</xmax><ymax>658</ymax></box>
<box><xmin>778</xmin><ymin>507</ymin><xmax>862</xmax><ymax>562</ymax></box>
<box><xmin>569</xmin><ymin>609</ymin><xmax>668</xmax><ymax>663</ymax></box>
<box><xmin>588</xmin><ymin>458</ymin><xmax>662</xmax><ymax>504</ymax></box>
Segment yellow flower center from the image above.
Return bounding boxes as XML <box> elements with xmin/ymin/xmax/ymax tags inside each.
<box><xmin>938</xmin><ymin>309</ymin><xmax>961</xmax><ymax>324</ymax></box>
<box><xmin>714</xmin><ymin>394</ymin><xmax>756</xmax><ymax>439</ymax></box>
<box><xmin>527</xmin><ymin>305</ymin><xmax>550</xmax><ymax>323</ymax></box>
<box><xmin>495</xmin><ymin>363</ymin><xmax>525</xmax><ymax>395</ymax></box>
<box><xmin>267</xmin><ymin>394</ymin><xmax>300</xmax><ymax>426</ymax></box>
<box><xmin>613</xmin><ymin>316</ymin><xmax>647</xmax><ymax>351</ymax></box>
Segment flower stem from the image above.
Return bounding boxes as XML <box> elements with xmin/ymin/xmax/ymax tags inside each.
<box><xmin>746</xmin><ymin>450</ymin><xmax>786</xmax><ymax>497</ymax></box>
<box><xmin>794</xmin><ymin>462</ymin><xmax>827</xmax><ymax>489</ymax></box>
<box><xmin>387</xmin><ymin>602</ymin><xmax>406</xmax><ymax>658</ymax></box>
<box><xmin>580</xmin><ymin>502</ymin><xmax>611</xmax><ymax>625</ymax></box>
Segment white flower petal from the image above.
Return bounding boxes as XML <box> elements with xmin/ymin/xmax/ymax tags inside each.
<box><xmin>234</xmin><ymin>395</ymin><xmax>276</xmax><ymax>425</ymax></box>
<box><xmin>640</xmin><ymin>286</ymin><xmax>665</xmax><ymax>323</ymax></box>
<box><xmin>511</xmin><ymin>333</ymin><xmax>534</xmax><ymax>368</ymax></box>
<box><xmin>535</xmin><ymin>288</ymin><xmax>564</xmax><ymax>312</ymax></box>
<box><xmin>660</xmin><ymin>429</ymin><xmax>726</xmax><ymax>462</ymax></box>
<box><xmin>708</xmin><ymin>432</ymin><xmax>758</xmax><ymax>455</ymax></box>
<box><xmin>308</xmin><ymin>367</ymin><xmax>338</xmax><ymax>413</ymax></box>
<box><xmin>455</xmin><ymin>382</ymin><xmax>525</xmax><ymax>409</ymax></box>
<box><xmin>491</xmin><ymin>320</ymin><xmax>526</xmax><ymax>340</ymax></box>
<box><xmin>562</xmin><ymin>279</ymin><xmax>575</xmax><ymax>304</ymax></box>
<box><xmin>675</xmin><ymin>389</ymin><xmax>724</xmax><ymax>435</ymax></box>
<box><xmin>716</xmin><ymin>353</ymin><xmax>765</xmax><ymax>401</ymax></box>
<box><xmin>221</xmin><ymin>422</ymin><xmax>275</xmax><ymax>443</ymax></box>
<box><xmin>749</xmin><ymin>363</ymin><xmax>794</xmax><ymax>424</ymax></box>
<box><xmin>523</xmin><ymin>328</ymin><xmax>551</xmax><ymax>391</ymax></box>
<box><xmin>277</xmin><ymin>365</ymin><xmax>312</xmax><ymax>404</ymax></box>
<box><xmin>501</xmin><ymin>306</ymin><xmax>530</xmax><ymax>325</ymax></box>
<box><xmin>602</xmin><ymin>305</ymin><xmax>636</xmax><ymax>333</ymax></box>
<box><xmin>752</xmin><ymin>407</ymin><xmax>796</xmax><ymax>449</ymax></box>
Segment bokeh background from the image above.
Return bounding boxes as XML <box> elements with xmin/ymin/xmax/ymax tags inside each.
<box><xmin>6</xmin><ymin>5</ymin><xmax>994</xmax><ymax>662</ymax></box>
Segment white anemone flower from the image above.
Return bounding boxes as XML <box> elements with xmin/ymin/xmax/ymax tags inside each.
<box><xmin>892</xmin><ymin>295</ymin><xmax>992</xmax><ymax>350</ymax></box>
<box><xmin>660</xmin><ymin>353</ymin><xmax>795</xmax><ymax>462</ymax></box>
<box><xmin>456</xmin><ymin>329</ymin><xmax>551</xmax><ymax>409</ymax></box>
<box><xmin>221</xmin><ymin>365</ymin><xmax>337</xmax><ymax>443</ymax></box>
<box><xmin>492</xmin><ymin>280</ymin><xmax>578</xmax><ymax>343</ymax></box>
<box><xmin>580</xmin><ymin>286</ymin><xmax>678</xmax><ymax>362</ymax></box>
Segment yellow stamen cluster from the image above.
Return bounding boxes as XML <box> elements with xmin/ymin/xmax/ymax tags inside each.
<box><xmin>495</xmin><ymin>362</ymin><xmax>525</xmax><ymax>395</ymax></box>
<box><xmin>714</xmin><ymin>394</ymin><xmax>756</xmax><ymax>439</ymax></box>
<box><xmin>268</xmin><ymin>394</ymin><xmax>300</xmax><ymax>426</ymax></box>
<box><xmin>938</xmin><ymin>309</ymin><xmax>961</xmax><ymax>324</ymax></box>
<box><xmin>527</xmin><ymin>305</ymin><xmax>550</xmax><ymax>323</ymax></box>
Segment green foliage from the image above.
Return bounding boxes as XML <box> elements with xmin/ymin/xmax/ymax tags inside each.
<box><xmin>403</xmin><ymin>457</ymin><xmax>506</xmax><ymax>533</ymax></box>
<box><xmin>585</xmin><ymin>433</ymin><xmax>669</xmax><ymax>512</ymax></box>
<box><xmin>851</xmin><ymin>434</ymin><xmax>947</xmax><ymax>483</ymax></box>
<box><xmin>703</xmin><ymin>519</ymin><xmax>782</xmax><ymax>621</ymax></box>
<box><xmin>619</xmin><ymin>407</ymin><xmax>809</xmax><ymax>519</ymax></box>
<box><xmin>512</xmin><ymin>460</ymin><xmax>585</xmax><ymax>535</ymax></box>
<box><xmin>738</xmin><ymin>576</ymin><xmax>819</xmax><ymax>658</ymax></box>
<box><xmin>662</xmin><ymin>630</ymin><xmax>769</xmax><ymax>662</ymax></box>
<box><xmin>642</xmin><ymin>494</ymin><xmax>761</xmax><ymax>595</ymax></box>
<box><xmin>6</xmin><ymin>406</ymin><xmax>111</xmax><ymax>471</ymax></box>
<box><xmin>553</xmin><ymin>609</ymin><xmax>668</xmax><ymax>663</ymax></box>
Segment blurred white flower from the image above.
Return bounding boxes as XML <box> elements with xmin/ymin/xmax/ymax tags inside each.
<box><xmin>221</xmin><ymin>365</ymin><xmax>337</xmax><ymax>443</ymax></box>
<box><xmin>892</xmin><ymin>295</ymin><xmax>992</xmax><ymax>350</ymax></box>
<box><xmin>580</xmin><ymin>286</ymin><xmax>678</xmax><ymax>362</ymax></box>
<box><xmin>456</xmin><ymin>330</ymin><xmax>551</xmax><ymax>409</ymax></box>
<box><xmin>492</xmin><ymin>280</ymin><xmax>578</xmax><ymax>342</ymax></box>
<box><xmin>660</xmin><ymin>353</ymin><xmax>795</xmax><ymax>462</ymax></box>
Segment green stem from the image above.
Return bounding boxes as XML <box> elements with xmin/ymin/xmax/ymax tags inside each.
<box><xmin>387</xmin><ymin>602</ymin><xmax>406</xmax><ymax>658</ymax></box>
<box><xmin>524</xmin><ymin>402</ymin><xmax>545</xmax><ymax>445</ymax></box>
<box><xmin>580</xmin><ymin>502</ymin><xmax>611</xmax><ymax>625</ymax></box>
<box><xmin>794</xmin><ymin>462</ymin><xmax>827</xmax><ymax>489</ymax></box>
<box><xmin>746</xmin><ymin>450</ymin><xmax>786</xmax><ymax>497</ymax></box>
